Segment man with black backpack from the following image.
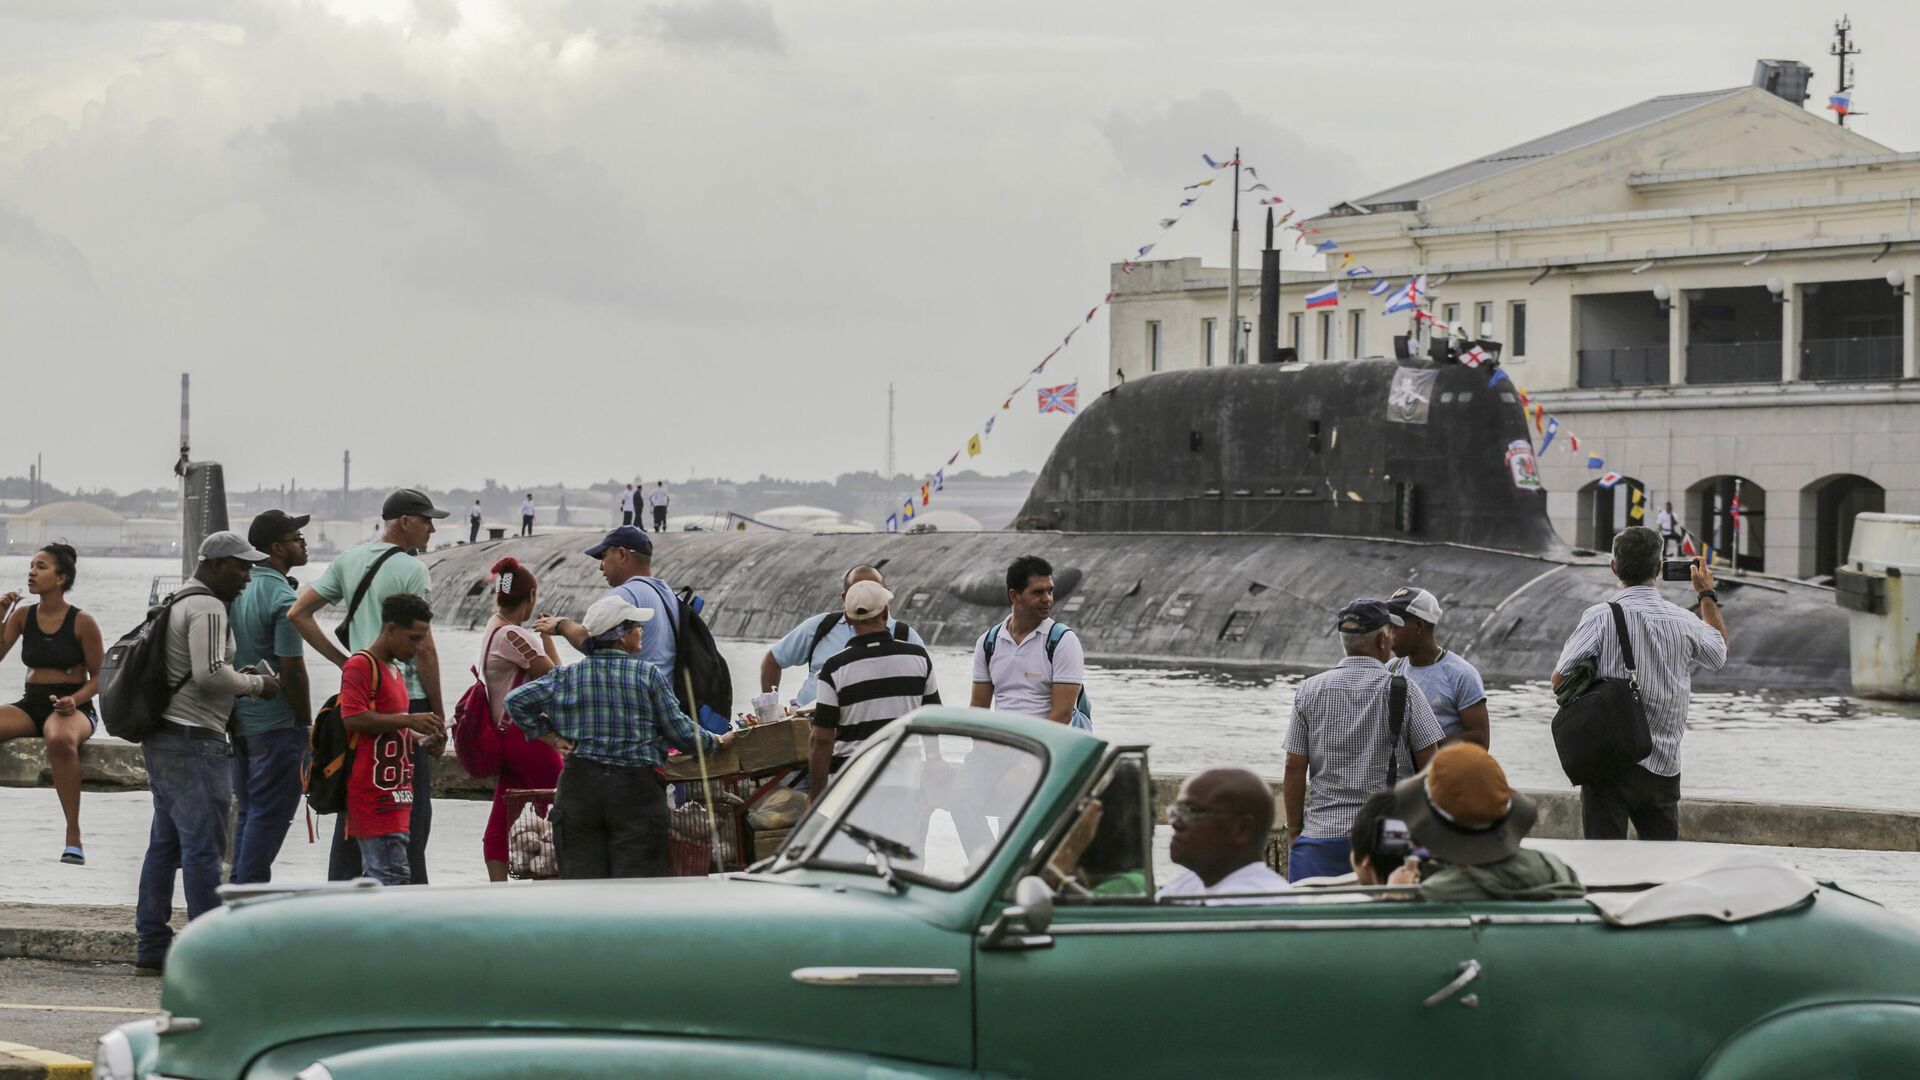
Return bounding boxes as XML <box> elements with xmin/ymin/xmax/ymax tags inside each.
<box><xmin>760</xmin><ymin>565</ymin><xmax>924</xmax><ymax>706</ymax></box>
<box><xmin>1552</xmin><ymin>525</ymin><xmax>1728</xmax><ymax>841</ymax></box>
<box><xmin>287</xmin><ymin>488</ymin><xmax>449</xmax><ymax>884</ymax></box>
<box><xmin>1280</xmin><ymin>599</ymin><xmax>1444</xmax><ymax>883</ymax></box>
<box><xmin>969</xmin><ymin>555</ymin><xmax>1091</xmax><ymax>729</ymax></box>
<box><xmin>135</xmin><ymin>532</ymin><xmax>281</xmax><ymax>974</ymax></box>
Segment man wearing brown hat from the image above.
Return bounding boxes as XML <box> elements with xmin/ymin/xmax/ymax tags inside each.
<box><xmin>1392</xmin><ymin>744</ymin><xmax>1584</xmax><ymax>902</ymax></box>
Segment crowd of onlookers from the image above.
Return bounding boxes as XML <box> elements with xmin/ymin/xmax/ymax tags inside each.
<box><xmin>0</xmin><ymin>496</ymin><xmax>1728</xmax><ymax>962</ymax></box>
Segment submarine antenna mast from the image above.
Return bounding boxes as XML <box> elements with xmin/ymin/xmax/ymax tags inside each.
<box><xmin>1830</xmin><ymin>16</ymin><xmax>1861</xmax><ymax>127</ymax></box>
<box><xmin>1257</xmin><ymin>206</ymin><xmax>1280</xmax><ymax>366</ymax></box>
<box><xmin>1225</xmin><ymin>146</ymin><xmax>1242</xmax><ymax>363</ymax></box>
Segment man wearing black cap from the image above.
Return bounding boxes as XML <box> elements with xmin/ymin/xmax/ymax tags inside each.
<box><xmin>228</xmin><ymin>509</ymin><xmax>314</xmax><ymax>884</ymax></box>
<box><xmin>538</xmin><ymin>525</ymin><xmax>681</xmax><ymax>674</ymax></box>
<box><xmin>1281</xmin><ymin>598</ymin><xmax>1446</xmax><ymax>883</ymax></box>
<box><xmin>288</xmin><ymin>487</ymin><xmax>450</xmax><ymax>884</ymax></box>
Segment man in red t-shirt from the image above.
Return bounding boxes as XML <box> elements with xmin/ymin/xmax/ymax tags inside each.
<box><xmin>341</xmin><ymin>593</ymin><xmax>444</xmax><ymax>885</ymax></box>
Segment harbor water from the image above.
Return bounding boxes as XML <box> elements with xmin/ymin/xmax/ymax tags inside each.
<box><xmin>3</xmin><ymin>555</ymin><xmax>1918</xmax><ymax>911</ymax></box>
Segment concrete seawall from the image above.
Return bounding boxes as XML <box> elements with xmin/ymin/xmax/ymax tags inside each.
<box><xmin>7</xmin><ymin>738</ymin><xmax>1917</xmax><ymax>854</ymax></box>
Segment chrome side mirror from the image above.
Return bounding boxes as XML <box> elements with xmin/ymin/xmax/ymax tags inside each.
<box><xmin>980</xmin><ymin>876</ymin><xmax>1058</xmax><ymax>952</ymax></box>
<box><xmin>1013</xmin><ymin>876</ymin><xmax>1055</xmax><ymax>934</ymax></box>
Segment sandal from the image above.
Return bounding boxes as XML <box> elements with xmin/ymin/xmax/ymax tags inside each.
<box><xmin>60</xmin><ymin>845</ymin><xmax>85</xmax><ymax>865</ymax></box>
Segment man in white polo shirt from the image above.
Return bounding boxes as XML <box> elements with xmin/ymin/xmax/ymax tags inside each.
<box><xmin>969</xmin><ymin>554</ymin><xmax>1088</xmax><ymax>728</ymax></box>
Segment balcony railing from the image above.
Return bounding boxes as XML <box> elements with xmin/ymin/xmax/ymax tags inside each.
<box><xmin>1577</xmin><ymin>345</ymin><xmax>1669</xmax><ymax>388</ymax></box>
<box><xmin>1686</xmin><ymin>341</ymin><xmax>1782</xmax><ymax>385</ymax></box>
<box><xmin>1800</xmin><ymin>336</ymin><xmax>1903</xmax><ymax>381</ymax></box>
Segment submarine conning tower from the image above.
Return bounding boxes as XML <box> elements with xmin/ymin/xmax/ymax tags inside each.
<box><xmin>1014</xmin><ymin>358</ymin><xmax>1565</xmax><ymax>555</ymax></box>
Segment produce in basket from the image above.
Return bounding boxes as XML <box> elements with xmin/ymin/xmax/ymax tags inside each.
<box><xmin>508</xmin><ymin>803</ymin><xmax>558</xmax><ymax>880</ymax></box>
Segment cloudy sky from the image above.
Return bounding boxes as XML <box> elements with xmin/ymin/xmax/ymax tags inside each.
<box><xmin>3</xmin><ymin>0</ymin><xmax>1914</xmax><ymax>496</ymax></box>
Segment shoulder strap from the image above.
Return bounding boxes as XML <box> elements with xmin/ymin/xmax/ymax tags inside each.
<box><xmin>806</xmin><ymin>612</ymin><xmax>842</xmax><ymax>663</ymax></box>
<box><xmin>981</xmin><ymin>620</ymin><xmax>1004</xmax><ymax>663</ymax></box>
<box><xmin>892</xmin><ymin>619</ymin><xmax>911</xmax><ymax>642</ymax></box>
<box><xmin>1385</xmin><ymin>674</ymin><xmax>1409</xmax><ymax>788</ymax></box>
<box><xmin>345</xmin><ymin>547</ymin><xmax>405</xmax><ymax>630</ymax></box>
<box><xmin>1044</xmin><ymin>621</ymin><xmax>1071</xmax><ymax>661</ymax></box>
<box><xmin>347</xmin><ymin>649</ymin><xmax>383</xmax><ymax>695</ymax></box>
<box><xmin>638</xmin><ymin>578</ymin><xmax>680</xmax><ymax>646</ymax></box>
<box><xmin>1607</xmin><ymin>601</ymin><xmax>1638</xmax><ymax>676</ymax></box>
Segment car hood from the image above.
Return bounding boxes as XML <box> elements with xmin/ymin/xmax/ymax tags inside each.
<box><xmin>154</xmin><ymin>875</ymin><xmax>977</xmax><ymax>1076</ymax></box>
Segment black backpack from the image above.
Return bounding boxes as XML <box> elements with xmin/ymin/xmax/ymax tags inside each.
<box><xmin>97</xmin><ymin>585</ymin><xmax>201</xmax><ymax>742</ymax></box>
<box><xmin>638</xmin><ymin>579</ymin><xmax>734</xmax><ymax>734</ymax></box>
<box><xmin>307</xmin><ymin>652</ymin><xmax>380</xmax><ymax>816</ymax></box>
<box><xmin>806</xmin><ymin>611</ymin><xmax>913</xmax><ymax>665</ymax></box>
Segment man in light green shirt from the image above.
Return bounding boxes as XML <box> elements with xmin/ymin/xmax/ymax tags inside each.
<box><xmin>288</xmin><ymin>488</ymin><xmax>448</xmax><ymax>884</ymax></box>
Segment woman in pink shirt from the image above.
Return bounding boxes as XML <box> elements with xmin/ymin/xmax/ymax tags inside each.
<box><xmin>478</xmin><ymin>557</ymin><xmax>564</xmax><ymax>881</ymax></box>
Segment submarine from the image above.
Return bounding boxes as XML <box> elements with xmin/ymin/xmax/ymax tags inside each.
<box><xmin>422</xmin><ymin>214</ymin><xmax>1848</xmax><ymax>693</ymax></box>
<box><xmin>422</xmin><ymin>359</ymin><xmax>1847</xmax><ymax>694</ymax></box>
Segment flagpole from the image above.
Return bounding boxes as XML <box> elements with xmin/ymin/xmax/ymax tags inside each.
<box><xmin>1226</xmin><ymin>146</ymin><xmax>1241</xmax><ymax>364</ymax></box>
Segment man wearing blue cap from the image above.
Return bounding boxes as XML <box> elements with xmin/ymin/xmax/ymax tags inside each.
<box><xmin>1280</xmin><ymin>598</ymin><xmax>1446</xmax><ymax>882</ymax></box>
<box><xmin>538</xmin><ymin>525</ymin><xmax>679</xmax><ymax>674</ymax></box>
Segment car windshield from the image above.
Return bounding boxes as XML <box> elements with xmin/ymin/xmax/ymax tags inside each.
<box><xmin>794</xmin><ymin>732</ymin><xmax>1045</xmax><ymax>888</ymax></box>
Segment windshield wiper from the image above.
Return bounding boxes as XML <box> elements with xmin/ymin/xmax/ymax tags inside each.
<box><xmin>841</xmin><ymin>822</ymin><xmax>917</xmax><ymax>893</ymax></box>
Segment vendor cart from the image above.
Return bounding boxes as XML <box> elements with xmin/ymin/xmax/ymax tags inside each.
<box><xmin>662</xmin><ymin>716</ymin><xmax>813</xmax><ymax>875</ymax></box>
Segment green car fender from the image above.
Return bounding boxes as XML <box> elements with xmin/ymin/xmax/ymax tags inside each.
<box><xmin>1696</xmin><ymin>1002</ymin><xmax>1920</xmax><ymax>1080</ymax></box>
<box><xmin>244</xmin><ymin>1033</ymin><xmax>991</xmax><ymax>1080</ymax></box>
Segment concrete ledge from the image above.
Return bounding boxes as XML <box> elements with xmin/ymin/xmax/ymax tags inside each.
<box><xmin>1147</xmin><ymin>773</ymin><xmax>1920</xmax><ymax>852</ymax></box>
<box><xmin>7</xmin><ymin>740</ymin><xmax>1918</xmax><ymax>852</ymax></box>
<box><xmin>0</xmin><ymin>904</ymin><xmax>183</xmax><ymax>966</ymax></box>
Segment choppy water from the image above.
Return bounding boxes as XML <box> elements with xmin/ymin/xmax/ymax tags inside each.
<box><xmin>4</xmin><ymin>555</ymin><xmax>1919</xmax><ymax>911</ymax></box>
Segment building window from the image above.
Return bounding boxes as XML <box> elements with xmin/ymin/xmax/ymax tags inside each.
<box><xmin>1202</xmin><ymin>318</ymin><xmax>1217</xmax><ymax>367</ymax></box>
<box><xmin>1148</xmin><ymin>320</ymin><xmax>1162</xmax><ymax>372</ymax></box>
<box><xmin>1442</xmin><ymin>303</ymin><xmax>1460</xmax><ymax>329</ymax></box>
<box><xmin>1288</xmin><ymin>313</ymin><xmax>1302</xmax><ymax>351</ymax></box>
<box><xmin>1317</xmin><ymin>311</ymin><xmax>1334</xmax><ymax>361</ymax></box>
<box><xmin>1475</xmin><ymin>302</ymin><xmax>1493</xmax><ymax>338</ymax></box>
<box><xmin>1509</xmin><ymin>301</ymin><xmax>1528</xmax><ymax>358</ymax></box>
<box><xmin>1349</xmin><ymin>309</ymin><xmax>1365</xmax><ymax>359</ymax></box>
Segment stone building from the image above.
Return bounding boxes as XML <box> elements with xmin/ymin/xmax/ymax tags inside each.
<box><xmin>1109</xmin><ymin>62</ymin><xmax>1920</xmax><ymax>579</ymax></box>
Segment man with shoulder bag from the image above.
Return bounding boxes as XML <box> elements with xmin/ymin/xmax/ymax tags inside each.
<box><xmin>1552</xmin><ymin>525</ymin><xmax>1728</xmax><ymax>841</ymax></box>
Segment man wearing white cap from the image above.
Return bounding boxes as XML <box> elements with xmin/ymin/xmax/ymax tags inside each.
<box><xmin>136</xmin><ymin>532</ymin><xmax>282</xmax><ymax>973</ymax></box>
<box><xmin>1386</xmin><ymin>587</ymin><xmax>1489</xmax><ymax>749</ymax></box>
<box><xmin>809</xmin><ymin>580</ymin><xmax>941</xmax><ymax>797</ymax></box>
<box><xmin>506</xmin><ymin>596</ymin><xmax>734</xmax><ymax>878</ymax></box>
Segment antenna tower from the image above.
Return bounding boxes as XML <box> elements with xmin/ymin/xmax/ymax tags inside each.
<box><xmin>886</xmin><ymin>383</ymin><xmax>896</xmax><ymax>478</ymax></box>
<box><xmin>1830</xmin><ymin>16</ymin><xmax>1861</xmax><ymax>127</ymax></box>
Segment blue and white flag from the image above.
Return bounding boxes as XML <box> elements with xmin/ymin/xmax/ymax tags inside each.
<box><xmin>1369</xmin><ymin>278</ymin><xmax>1393</xmax><ymax>296</ymax></box>
<box><xmin>886</xmin><ymin>513</ymin><xmax>899</xmax><ymax>533</ymax></box>
<box><xmin>1538</xmin><ymin>416</ymin><xmax>1560</xmax><ymax>455</ymax></box>
<box><xmin>1383</xmin><ymin>274</ymin><xmax>1425</xmax><ymax>314</ymax></box>
<box><xmin>1314</xmin><ymin>240</ymin><xmax>1337</xmax><ymax>253</ymax></box>
<box><xmin>1345</xmin><ymin>265</ymin><xmax>1373</xmax><ymax>278</ymax></box>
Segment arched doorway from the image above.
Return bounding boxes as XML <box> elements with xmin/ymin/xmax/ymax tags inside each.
<box><xmin>1801</xmin><ymin>474</ymin><xmax>1885</xmax><ymax>579</ymax></box>
<box><xmin>1687</xmin><ymin>475</ymin><xmax>1766</xmax><ymax>572</ymax></box>
<box><xmin>1577</xmin><ymin>475</ymin><xmax>1647</xmax><ymax>551</ymax></box>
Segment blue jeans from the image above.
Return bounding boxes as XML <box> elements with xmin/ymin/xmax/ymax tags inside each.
<box><xmin>137</xmin><ymin>730</ymin><xmax>234</xmax><ymax>963</ymax></box>
<box><xmin>356</xmin><ymin>833</ymin><xmax>411</xmax><ymax>886</ymax></box>
<box><xmin>230</xmin><ymin>725</ymin><xmax>309</xmax><ymax>885</ymax></box>
<box><xmin>1287</xmin><ymin>835</ymin><xmax>1353</xmax><ymax>883</ymax></box>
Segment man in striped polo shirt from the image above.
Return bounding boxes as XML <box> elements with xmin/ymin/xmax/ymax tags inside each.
<box><xmin>808</xmin><ymin>580</ymin><xmax>941</xmax><ymax>798</ymax></box>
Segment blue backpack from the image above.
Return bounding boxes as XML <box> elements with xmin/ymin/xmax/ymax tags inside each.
<box><xmin>981</xmin><ymin>621</ymin><xmax>1092</xmax><ymax>730</ymax></box>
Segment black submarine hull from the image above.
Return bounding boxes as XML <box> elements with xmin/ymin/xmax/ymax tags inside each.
<box><xmin>424</xmin><ymin>529</ymin><xmax>1847</xmax><ymax>693</ymax></box>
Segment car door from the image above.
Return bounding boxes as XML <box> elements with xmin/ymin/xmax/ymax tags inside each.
<box><xmin>972</xmin><ymin>751</ymin><xmax>1489</xmax><ymax>1077</ymax></box>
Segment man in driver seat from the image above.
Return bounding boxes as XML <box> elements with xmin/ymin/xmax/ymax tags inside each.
<box><xmin>1392</xmin><ymin>744</ymin><xmax>1584</xmax><ymax>902</ymax></box>
<box><xmin>1159</xmin><ymin>767</ymin><xmax>1291</xmax><ymax>902</ymax></box>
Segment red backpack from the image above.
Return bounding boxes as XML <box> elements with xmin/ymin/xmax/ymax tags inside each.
<box><xmin>453</xmin><ymin>626</ymin><xmax>520</xmax><ymax>780</ymax></box>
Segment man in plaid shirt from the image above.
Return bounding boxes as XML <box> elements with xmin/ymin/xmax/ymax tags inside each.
<box><xmin>507</xmin><ymin>596</ymin><xmax>734</xmax><ymax>879</ymax></box>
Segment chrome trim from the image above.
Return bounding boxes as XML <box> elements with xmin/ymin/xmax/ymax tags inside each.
<box><xmin>791</xmin><ymin>966</ymin><xmax>962</xmax><ymax>987</ymax></box>
<box><xmin>154</xmin><ymin>1011</ymin><xmax>202</xmax><ymax>1034</ymax></box>
<box><xmin>1051</xmin><ymin>912</ymin><xmax>1606</xmax><ymax>936</ymax></box>
<box><xmin>219</xmin><ymin>878</ymin><xmax>381</xmax><ymax>908</ymax></box>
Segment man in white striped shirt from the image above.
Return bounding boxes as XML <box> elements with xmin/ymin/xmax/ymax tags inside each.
<box><xmin>808</xmin><ymin>580</ymin><xmax>941</xmax><ymax>797</ymax></box>
<box><xmin>1553</xmin><ymin>525</ymin><xmax>1729</xmax><ymax>840</ymax></box>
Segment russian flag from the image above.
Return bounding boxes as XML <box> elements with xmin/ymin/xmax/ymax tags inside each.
<box><xmin>1304</xmin><ymin>284</ymin><xmax>1339</xmax><ymax>309</ymax></box>
<box><xmin>1829</xmin><ymin>93</ymin><xmax>1851</xmax><ymax>116</ymax></box>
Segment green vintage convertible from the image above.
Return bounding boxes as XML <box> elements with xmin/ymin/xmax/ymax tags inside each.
<box><xmin>98</xmin><ymin>708</ymin><xmax>1920</xmax><ymax>1079</ymax></box>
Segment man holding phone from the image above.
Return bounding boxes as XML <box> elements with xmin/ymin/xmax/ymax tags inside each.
<box><xmin>1551</xmin><ymin>525</ymin><xmax>1728</xmax><ymax>841</ymax></box>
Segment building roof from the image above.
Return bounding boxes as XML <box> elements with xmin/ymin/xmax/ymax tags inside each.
<box><xmin>1339</xmin><ymin>88</ymin><xmax>1745</xmax><ymax>212</ymax></box>
<box><xmin>18</xmin><ymin>500</ymin><xmax>126</xmax><ymax>526</ymax></box>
